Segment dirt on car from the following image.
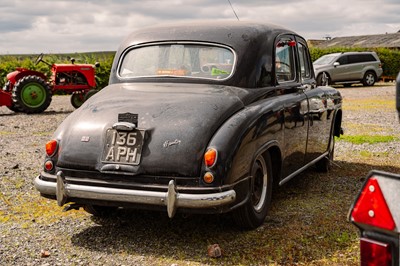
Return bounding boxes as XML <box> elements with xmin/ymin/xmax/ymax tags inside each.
<box><xmin>0</xmin><ymin>83</ymin><xmax>399</xmax><ymax>265</ymax></box>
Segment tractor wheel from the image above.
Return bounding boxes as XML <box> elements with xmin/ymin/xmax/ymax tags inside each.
<box><xmin>84</xmin><ymin>89</ymin><xmax>98</xmax><ymax>101</ymax></box>
<box><xmin>12</xmin><ymin>75</ymin><xmax>52</xmax><ymax>114</ymax></box>
<box><xmin>3</xmin><ymin>81</ymin><xmax>22</xmax><ymax>112</ymax></box>
<box><xmin>70</xmin><ymin>91</ymin><xmax>85</xmax><ymax>109</ymax></box>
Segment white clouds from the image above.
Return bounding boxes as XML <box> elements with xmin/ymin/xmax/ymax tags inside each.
<box><xmin>0</xmin><ymin>0</ymin><xmax>398</xmax><ymax>54</ymax></box>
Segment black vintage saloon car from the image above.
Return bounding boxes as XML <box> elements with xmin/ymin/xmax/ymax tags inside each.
<box><xmin>35</xmin><ymin>21</ymin><xmax>342</xmax><ymax>229</ymax></box>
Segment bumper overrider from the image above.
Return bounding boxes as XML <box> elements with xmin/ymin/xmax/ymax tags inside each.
<box><xmin>34</xmin><ymin>171</ymin><xmax>237</xmax><ymax>218</ymax></box>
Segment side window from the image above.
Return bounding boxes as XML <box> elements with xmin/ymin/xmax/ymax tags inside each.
<box><xmin>275</xmin><ymin>38</ymin><xmax>296</xmax><ymax>82</ymax></box>
<box><xmin>348</xmin><ymin>55</ymin><xmax>360</xmax><ymax>64</ymax></box>
<box><xmin>298</xmin><ymin>42</ymin><xmax>312</xmax><ymax>79</ymax></box>
<box><xmin>337</xmin><ymin>55</ymin><xmax>348</xmax><ymax>65</ymax></box>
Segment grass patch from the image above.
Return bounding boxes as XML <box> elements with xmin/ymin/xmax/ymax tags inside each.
<box><xmin>343</xmin><ymin>98</ymin><xmax>395</xmax><ymax>111</ymax></box>
<box><xmin>340</xmin><ymin>135</ymin><xmax>398</xmax><ymax>144</ymax></box>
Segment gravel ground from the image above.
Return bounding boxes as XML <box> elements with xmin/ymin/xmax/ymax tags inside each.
<box><xmin>0</xmin><ymin>83</ymin><xmax>399</xmax><ymax>265</ymax></box>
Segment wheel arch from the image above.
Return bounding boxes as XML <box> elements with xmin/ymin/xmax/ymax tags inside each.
<box><xmin>265</xmin><ymin>144</ymin><xmax>282</xmax><ymax>188</ymax></box>
<box><xmin>333</xmin><ymin>109</ymin><xmax>343</xmax><ymax>137</ymax></box>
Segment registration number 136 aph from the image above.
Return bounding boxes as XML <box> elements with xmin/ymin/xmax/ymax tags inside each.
<box><xmin>102</xmin><ymin>129</ymin><xmax>144</xmax><ymax>165</ymax></box>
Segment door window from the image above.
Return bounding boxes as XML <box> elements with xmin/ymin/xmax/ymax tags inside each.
<box><xmin>297</xmin><ymin>42</ymin><xmax>312</xmax><ymax>80</ymax></box>
<box><xmin>275</xmin><ymin>39</ymin><xmax>296</xmax><ymax>82</ymax></box>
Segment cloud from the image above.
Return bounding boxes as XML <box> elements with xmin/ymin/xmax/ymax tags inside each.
<box><xmin>0</xmin><ymin>0</ymin><xmax>399</xmax><ymax>54</ymax></box>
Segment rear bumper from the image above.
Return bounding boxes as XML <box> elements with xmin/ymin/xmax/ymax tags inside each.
<box><xmin>34</xmin><ymin>171</ymin><xmax>236</xmax><ymax>218</ymax></box>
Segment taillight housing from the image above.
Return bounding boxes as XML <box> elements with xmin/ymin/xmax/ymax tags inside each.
<box><xmin>350</xmin><ymin>177</ymin><xmax>395</xmax><ymax>231</ymax></box>
<box><xmin>46</xmin><ymin>140</ymin><xmax>58</xmax><ymax>157</ymax></box>
<box><xmin>360</xmin><ymin>238</ymin><xmax>392</xmax><ymax>266</ymax></box>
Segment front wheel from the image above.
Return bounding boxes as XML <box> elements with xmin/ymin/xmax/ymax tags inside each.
<box><xmin>12</xmin><ymin>75</ymin><xmax>52</xmax><ymax>114</ymax></box>
<box><xmin>233</xmin><ymin>152</ymin><xmax>273</xmax><ymax>230</ymax></box>
<box><xmin>316</xmin><ymin>72</ymin><xmax>330</xmax><ymax>86</ymax></box>
<box><xmin>70</xmin><ymin>91</ymin><xmax>85</xmax><ymax>109</ymax></box>
<box><xmin>362</xmin><ymin>71</ymin><xmax>377</xmax><ymax>86</ymax></box>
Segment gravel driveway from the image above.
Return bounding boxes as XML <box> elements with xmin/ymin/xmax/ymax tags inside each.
<box><xmin>0</xmin><ymin>83</ymin><xmax>399</xmax><ymax>265</ymax></box>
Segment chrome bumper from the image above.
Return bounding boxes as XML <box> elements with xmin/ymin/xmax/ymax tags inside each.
<box><xmin>34</xmin><ymin>171</ymin><xmax>236</xmax><ymax>218</ymax></box>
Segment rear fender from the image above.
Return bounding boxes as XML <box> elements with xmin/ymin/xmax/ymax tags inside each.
<box><xmin>203</xmin><ymin>101</ymin><xmax>284</xmax><ymax>186</ymax></box>
<box><xmin>7</xmin><ymin>68</ymin><xmax>47</xmax><ymax>85</ymax></box>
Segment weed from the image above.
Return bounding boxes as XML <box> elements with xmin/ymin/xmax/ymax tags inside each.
<box><xmin>339</xmin><ymin>135</ymin><xmax>398</xmax><ymax>144</ymax></box>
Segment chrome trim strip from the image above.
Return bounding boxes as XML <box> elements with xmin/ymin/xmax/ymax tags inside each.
<box><xmin>278</xmin><ymin>151</ymin><xmax>329</xmax><ymax>186</ymax></box>
<box><xmin>34</xmin><ymin>172</ymin><xmax>236</xmax><ymax>218</ymax></box>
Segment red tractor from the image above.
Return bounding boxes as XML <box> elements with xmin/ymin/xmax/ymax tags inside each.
<box><xmin>0</xmin><ymin>53</ymin><xmax>99</xmax><ymax>114</ymax></box>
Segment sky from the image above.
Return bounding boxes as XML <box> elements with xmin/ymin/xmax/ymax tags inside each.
<box><xmin>0</xmin><ymin>0</ymin><xmax>399</xmax><ymax>54</ymax></box>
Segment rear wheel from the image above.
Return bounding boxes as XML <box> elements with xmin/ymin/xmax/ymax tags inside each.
<box><xmin>362</xmin><ymin>71</ymin><xmax>377</xmax><ymax>86</ymax></box>
<box><xmin>233</xmin><ymin>152</ymin><xmax>273</xmax><ymax>230</ymax></box>
<box><xmin>3</xmin><ymin>81</ymin><xmax>22</xmax><ymax>112</ymax></box>
<box><xmin>12</xmin><ymin>75</ymin><xmax>52</xmax><ymax>114</ymax></box>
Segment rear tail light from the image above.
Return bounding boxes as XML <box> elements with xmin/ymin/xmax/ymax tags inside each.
<box><xmin>45</xmin><ymin>140</ymin><xmax>58</xmax><ymax>157</ymax></box>
<box><xmin>350</xmin><ymin>177</ymin><xmax>395</xmax><ymax>231</ymax></box>
<box><xmin>204</xmin><ymin>148</ymin><xmax>217</xmax><ymax>168</ymax></box>
<box><xmin>360</xmin><ymin>238</ymin><xmax>392</xmax><ymax>266</ymax></box>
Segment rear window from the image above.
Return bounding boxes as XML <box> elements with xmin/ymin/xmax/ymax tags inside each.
<box><xmin>118</xmin><ymin>42</ymin><xmax>235</xmax><ymax>81</ymax></box>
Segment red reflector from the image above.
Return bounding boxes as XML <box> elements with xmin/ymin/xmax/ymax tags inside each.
<box><xmin>46</xmin><ymin>140</ymin><xmax>58</xmax><ymax>157</ymax></box>
<box><xmin>360</xmin><ymin>238</ymin><xmax>392</xmax><ymax>266</ymax></box>
<box><xmin>351</xmin><ymin>177</ymin><xmax>395</xmax><ymax>230</ymax></box>
<box><xmin>44</xmin><ymin>160</ymin><xmax>54</xmax><ymax>171</ymax></box>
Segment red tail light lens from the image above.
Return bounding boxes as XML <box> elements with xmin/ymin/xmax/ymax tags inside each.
<box><xmin>351</xmin><ymin>177</ymin><xmax>395</xmax><ymax>231</ymax></box>
<box><xmin>204</xmin><ymin>148</ymin><xmax>217</xmax><ymax>168</ymax></box>
<box><xmin>360</xmin><ymin>238</ymin><xmax>392</xmax><ymax>266</ymax></box>
<box><xmin>45</xmin><ymin>140</ymin><xmax>58</xmax><ymax>157</ymax></box>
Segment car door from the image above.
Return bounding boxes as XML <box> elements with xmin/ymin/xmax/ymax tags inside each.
<box><xmin>296</xmin><ymin>38</ymin><xmax>332</xmax><ymax>163</ymax></box>
<box><xmin>274</xmin><ymin>36</ymin><xmax>309</xmax><ymax>179</ymax></box>
<box><xmin>330</xmin><ymin>55</ymin><xmax>351</xmax><ymax>82</ymax></box>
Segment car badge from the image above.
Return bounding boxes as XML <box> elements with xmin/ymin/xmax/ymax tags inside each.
<box><xmin>163</xmin><ymin>139</ymin><xmax>181</xmax><ymax>148</ymax></box>
<box><xmin>118</xmin><ymin>112</ymin><xmax>138</xmax><ymax>127</ymax></box>
<box><xmin>81</xmin><ymin>136</ymin><xmax>90</xmax><ymax>142</ymax></box>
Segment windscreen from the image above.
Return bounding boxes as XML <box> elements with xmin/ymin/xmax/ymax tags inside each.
<box><xmin>313</xmin><ymin>54</ymin><xmax>338</xmax><ymax>65</ymax></box>
<box><xmin>119</xmin><ymin>43</ymin><xmax>235</xmax><ymax>81</ymax></box>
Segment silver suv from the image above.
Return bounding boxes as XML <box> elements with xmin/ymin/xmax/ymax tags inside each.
<box><xmin>313</xmin><ymin>51</ymin><xmax>383</xmax><ymax>86</ymax></box>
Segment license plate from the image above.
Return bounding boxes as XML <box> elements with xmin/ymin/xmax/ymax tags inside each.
<box><xmin>102</xmin><ymin>128</ymin><xmax>145</xmax><ymax>165</ymax></box>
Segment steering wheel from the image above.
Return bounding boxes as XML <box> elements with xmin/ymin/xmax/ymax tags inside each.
<box><xmin>35</xmin><ymin>53</ymin><xmax>44</xmax><ymax>65</ymax></box>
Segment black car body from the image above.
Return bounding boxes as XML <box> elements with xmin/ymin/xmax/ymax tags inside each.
<box><xmin>35</xmin><ymin>21</ymin><xmax>343</xmax><ymax>229</ymax></box>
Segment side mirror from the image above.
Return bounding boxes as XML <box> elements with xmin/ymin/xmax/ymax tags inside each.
<box><xmin>333</xmin><ymin>62</ymin><xmax>340</xmax><ymax>67</ymax></box>
<box><xmin>95</xmin><ymin>62</ymin><xmax>100</xmax><ymax>68</ymax></box>
<box><xmin>396</xmin><ymin>72</ymin><xmax>400</xmax><ymax>120</ymax></box>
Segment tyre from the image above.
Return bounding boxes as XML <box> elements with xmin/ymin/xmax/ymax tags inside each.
<box><xmin>83</xmin><ymin>204</ymin><xmax>118</xmax><ymax>217</ymax></box>
<box><xmin>70</xmin><ymin>91</ymin><xmax>85</xmax><ymax>109</ymax></box>
<box><xmin>84</xmin><ymin>89</ymin><xmax>98</xmax><ymax>101</ymax></box>
<box><xmin>315</xmin><ymin>132</ymin><xmax>335</xmax><ymax>172</ymax></box>
<box><xmin>12</xmin><ymin>75</ymin><xmax>52</xmax><ymax>114</ymax></box>
<box><xmin>3</xmin><ymin>81</ymin><xmax>22</xmax><ymax>112</ymax></box>
<box><xmin>362</xmin><ymin>71</ymin><xmax>377</xmax><ymax>86</ymax></box>
<box><xmin>316</xmin><ymin>72</ymin><xmax>330</xmax><ymax>86</ymax></box>
<box><xmin>233</xmin><ymin>152</ymin><xmax>273</xmax><ymax>229</ymax></box>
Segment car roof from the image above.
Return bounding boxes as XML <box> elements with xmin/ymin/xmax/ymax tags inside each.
<box><xmin>110</xmin><ymin>21</ymin><xmax>300</xmax><ymax>87</ymax></box>
<box><xmin>117</xmin><ymin>20</ymin><xmax>295</xmax><ymax>50</ymax></box>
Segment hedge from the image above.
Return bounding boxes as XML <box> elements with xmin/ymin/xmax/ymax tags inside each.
<box><xmin>0</xmin><ymin>52</ymin><xmax>115</xmax><ymax>90</ymax></box>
